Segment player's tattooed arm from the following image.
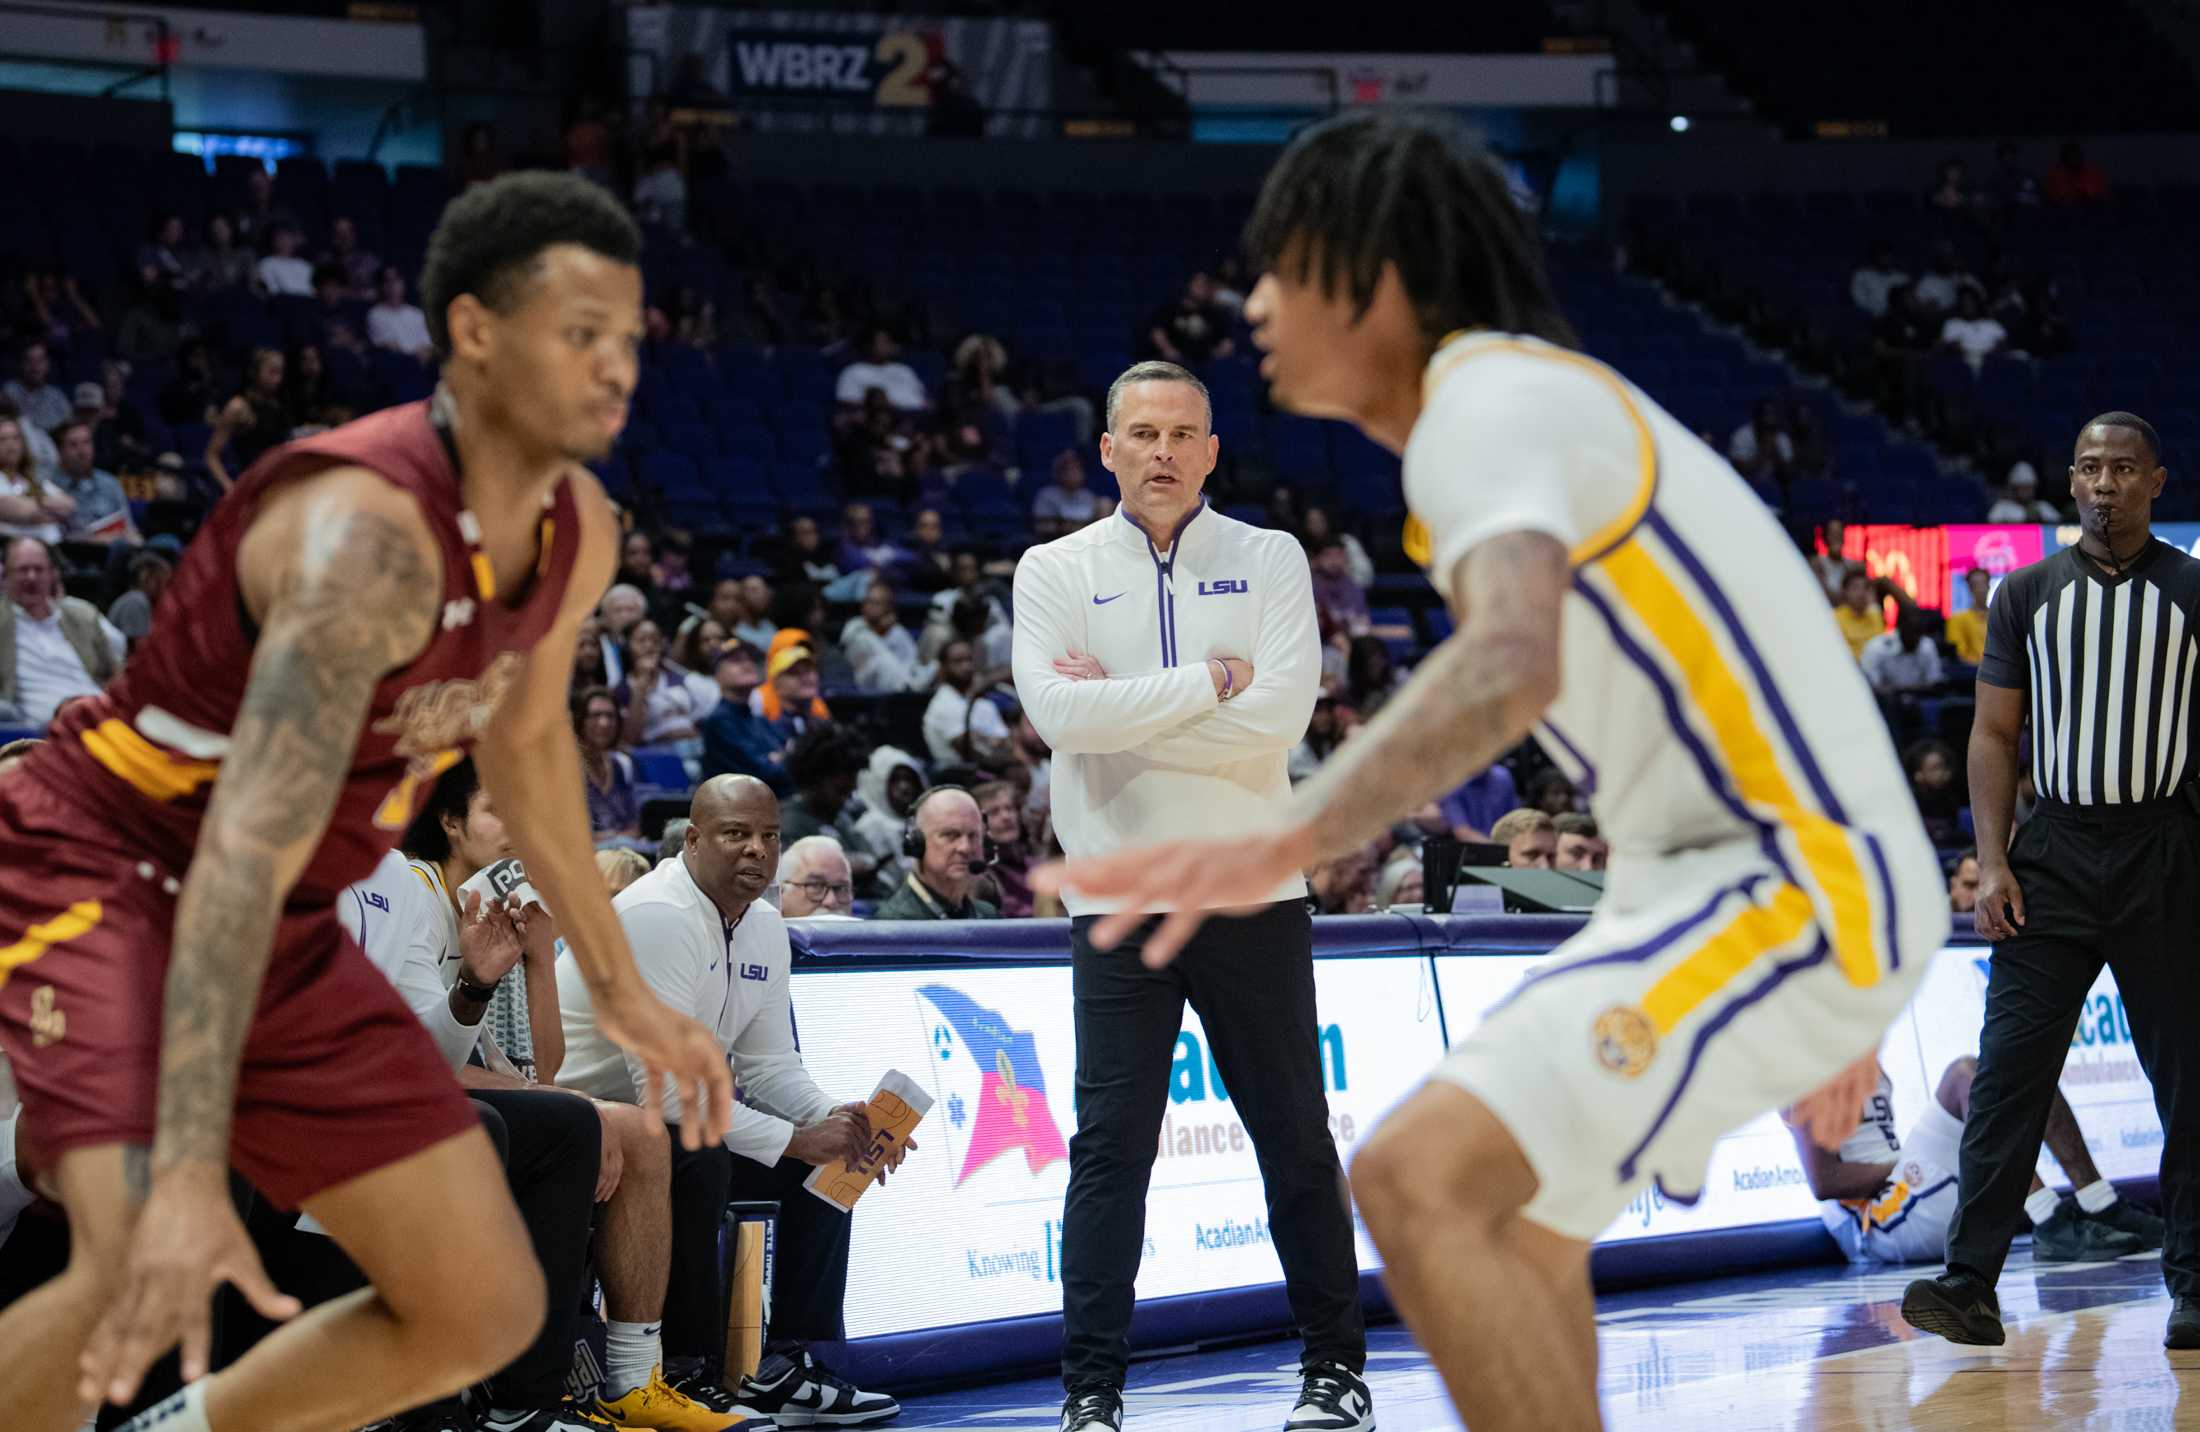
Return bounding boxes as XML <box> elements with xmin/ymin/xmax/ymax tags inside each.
<box><xmin>152</xmin><ymin>484</ymin><xmax>439</xmax><ymax>1172</ymax></box>
<box><xmin>1288</xmin><ymin>530</ymin><xmax>1567</xmax><ymax>864</ymax></box>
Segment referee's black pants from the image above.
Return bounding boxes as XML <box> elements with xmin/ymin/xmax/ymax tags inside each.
<box><xmin>1946</xmin><ymin>797</ymin><xmax>2200</xmax><ymax>1297</ymax></box>
<box><xmin>1060</xmin><ymin>899</ymin><xmax>1364</xmax><ymax>1394</ymax></box>
<box><xmin>663</xmin><ymin>1139</ymin><xmax>852</xmax><ymax>1374</ymax></box>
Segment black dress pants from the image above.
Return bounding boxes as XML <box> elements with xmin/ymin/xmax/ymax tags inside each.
<box><xmin>1946</xmin><ymin>797</ymin><xmax>2200</xmax><ymax>1297</ymax></box>
<box><xmin>664</xmin><ymin>1139</ymin><xmax>852</xmax><ymax>1374</ymax></box>
<box><xmin>1060</xmin><ymin>899</ymin><xmax>1364</xmax><ymax>1393</ymax></box>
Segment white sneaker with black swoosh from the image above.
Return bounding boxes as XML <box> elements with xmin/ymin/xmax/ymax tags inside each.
<box><xmin>731</xmin><ymin>1348</ymin><xmax>898</xmax><ymax>1426</ymax></box>
<box><xmin>1283</xmin><ymin>1364</ymin><xmax>1374</xmax><ymax>1432</ymax></box>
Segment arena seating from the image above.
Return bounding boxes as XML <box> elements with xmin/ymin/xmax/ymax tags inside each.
<box><xmin>1628</xmin><ymin>186</ymin><xmax>2200</xmax><ymax>519</ymax></box>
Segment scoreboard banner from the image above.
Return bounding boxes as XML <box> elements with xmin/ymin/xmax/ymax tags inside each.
<box><xmin>624</xmin><ymin>6</ymin><xmax>1051</xmax><ymax>135</ymax></box>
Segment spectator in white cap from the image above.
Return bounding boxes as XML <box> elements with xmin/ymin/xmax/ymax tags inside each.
<box><xmin>1987</xmin><ymin>462</ymin><xmax>2059</xmax><ymax>522</ymax></box>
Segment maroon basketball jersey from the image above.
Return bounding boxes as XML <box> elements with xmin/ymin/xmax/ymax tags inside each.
<box><xmin>27</xmin><ymin>400</ymin><xmax>582</xmax><ymax>900</ymax></box>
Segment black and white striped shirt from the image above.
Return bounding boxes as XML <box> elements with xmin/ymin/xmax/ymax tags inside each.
<box><xmin>1979</xmin><ymin>538</ymin><xmax>2200</xmax><ymax>804</ymax></box>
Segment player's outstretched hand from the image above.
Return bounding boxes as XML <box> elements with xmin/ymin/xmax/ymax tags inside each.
<box><xmin>80</xmin><ymin>1160</ymin><xmax>301</xmax><ymax>1405</ymax></box>
<box><xmin>1034</xmin><ymin>827</ymin><xmax>1315</xmax><ymax>969</ymax></box>
<box><xmin>1790</xmin><ymin>1051</ymin><xmax>1883</xmax><ymax>1152</ymax></box>
<box><xmin>597</xmin><ymin>990</ymin><xmax>733</xmax><ymax>1151</ymax></box>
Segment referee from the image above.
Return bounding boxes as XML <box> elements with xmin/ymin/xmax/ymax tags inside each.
<box><xmin>1013</xmin><ymin>362</ymin><xmax>1371</xmax><ymax>1432</ymax></box>
<box><xmin>1904</xmin><ymin>412</ymin><xmax>2200</xmax><ymax>1349</ymax></box>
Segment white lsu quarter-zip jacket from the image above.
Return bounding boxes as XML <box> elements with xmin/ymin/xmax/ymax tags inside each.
<box><xmin>1012</xmin><ymin>501</ymin><xmax>1321</xmax><ymax>915</ymax></box>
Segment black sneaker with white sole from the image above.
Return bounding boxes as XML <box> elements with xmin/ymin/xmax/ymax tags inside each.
<box><xmin>732</xmin><ymin>1348</ymin><xmax>898</xmax><ymax>1426</ymax></box>
<box><xmin>1059</xmin><ymin>1387</ymin><xmax>1123</xmax><ymax>1432</ymax></box>
<box><xmin>1283</xmin><ymin>1363</ymin><xmax>1374</xmax><ymax>1432</ymax></box>
<box><xmin>1901</xmin><ymin>1268</ymin><xmax>2006</xmax><ymax>1346</ymax></box>
<box><xmin>2086</xmin><ymin>1197</ymin><xmax>2167</xmax><ymax>1251</ymax></box>
<box><xmin>2031</xmin><ymin>1201</ymin><xmax>2146</xmax><ymax>1263</ymax></box>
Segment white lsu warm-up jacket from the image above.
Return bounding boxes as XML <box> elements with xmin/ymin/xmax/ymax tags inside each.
<box><xmin>1013</xmin><ymin>502</ymin><xmax>1321</xmax><ymax>915</ymax></box>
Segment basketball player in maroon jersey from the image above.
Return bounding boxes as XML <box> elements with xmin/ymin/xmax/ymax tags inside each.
<box><xmin>0</xmin><ymin>173</ymin><xmax>737</xmax><ymax>1432</ymax></box>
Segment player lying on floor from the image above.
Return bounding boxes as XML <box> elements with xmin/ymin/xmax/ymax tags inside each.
<box><xmin>1788</xmin><ymin>1056</ymin><xmax>2162</xmax><ymax>1265</ymax></box>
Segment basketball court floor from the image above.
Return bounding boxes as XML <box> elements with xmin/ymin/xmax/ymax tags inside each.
<box><xmin>896</xmin><ymin>1247</ymin><xmax>2191</xmax><ymax>1429</ymax></box>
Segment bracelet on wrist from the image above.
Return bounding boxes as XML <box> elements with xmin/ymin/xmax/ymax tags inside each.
<box><xmin>453</xmin><ymin>971</ymin><xmax>499</xmax><ymax>1004</ymax></box>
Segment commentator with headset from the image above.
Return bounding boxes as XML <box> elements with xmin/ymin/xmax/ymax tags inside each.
<box><xmin>871</xmin><ymin>784</ymin><xmax>1001</xmax><ymax>920</ymax></box>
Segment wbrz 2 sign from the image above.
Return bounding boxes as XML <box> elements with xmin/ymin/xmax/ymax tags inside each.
<box><xmin>726</xmin><ymin>27</ymin><xmax>933</xmax><ymax>107</ymax></box>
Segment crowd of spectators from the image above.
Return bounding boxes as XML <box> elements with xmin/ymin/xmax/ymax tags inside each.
<box><xmin>1849</xmin><ymin>148</ymin><xmax>2091</xmax><ymax>435</ymax></box>
<box><xmin>0</xmin><ymin>136</ymin><xmax>2024</xmax><ymax>934</ymax></box>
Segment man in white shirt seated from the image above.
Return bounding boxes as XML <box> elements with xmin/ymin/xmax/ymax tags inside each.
<box><xmin>777</xmin><ymin>834</ymin><xmax>858</xmax><ymax>919</ymax></box>
<box><xmin>922</xmin><ymin>636</ymin><xmax>1012</xmax><ymax>770</ymax></box>
<box><xmin>1031</xmin><ymin>450</ymin><xmax>1102</xmax><ymax>540</ymax></box>
<box><xmin>344</xmin><ymin>760</ymin><xmax>735</xmax><ymax>1432</ymax></box>
<box><xmin>1850</xmin><ymin>242</ymin><xmax>1910</xmax><ymax>319</ymax></box>
<box><xmin>255</xmin><ymin>222</ymin><xmax>315</xmax><ymax>297</ymax></box>
<box><xmin>0</xmin><ymin>537</ymin><xmax>120</xmax><ymax>726</ymax></box>
<box><xmin>1861</xmin><ymin>609</ymin><xmax>1947</xmax><ymax>696</ymax></box>
<box><xmin>839</xmin><ymin>575</ymin><xmax>935</xmax><ymax>694</ymax></box>
<box><xmin>366</xmin><ymin>265</ymin><xmax>436</xmax><ymax>361</ymax></box>
<box><xmin>558</xmin><ymin>776</ymin><xmax>905</xmax><ymax>1428</ymax></box>
<box><xmin>833</xmin><ymin>326</ymin><xmax>929</xmax><ymax>413</ymax></box>
<box><xmin>1986</xmin><ymin>463</ymin><xmax>2061</xmax><ymax>523</ymax></box>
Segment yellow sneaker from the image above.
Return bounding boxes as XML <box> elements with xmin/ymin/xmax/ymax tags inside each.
<box><xmin>596</xmin><ymin>1366</ymin><xmax>753</xmax><ymax>1431</ymax></box>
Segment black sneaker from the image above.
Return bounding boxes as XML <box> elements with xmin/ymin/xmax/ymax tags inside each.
<box><xmin>1283</xmin><ymin>1363</ymin><xmax>1374</xmax><ymax>1432</ymax></box>
<box><xmin>732</xmin><ymin>1348</ymin><xmax>899</xmax><ymax>1426</ymax></box>
<box><xmin>2032</xmin><ymin>1201</ymin><xmax>2146</xmax><ymax>1262</ymax></box>
<box><xmin>1059</xmin><ymin>1387</ymin><xmax>1124</xmax><ymax>1432</ymax></box>
<box><xmin>664</xmin><ymin>1361</ymin><xmax>749</xmax><ymax>1418</ymax></box>
<box><xmin>1902</xmin><ymin>1269</ymin><xmax>2006</xmax><ymax>1346</ymax></box>
<box><xmin>2167</xmin><ymin>1296</ymin><xmax>2200</xmax><ymax>1350</ymax></box>
<box><xmin>2086</xmin><ymin>1198</ymin><xmax>2167</xmax><ymax>1251</ymax></box>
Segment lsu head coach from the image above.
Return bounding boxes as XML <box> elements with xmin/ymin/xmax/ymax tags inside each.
<box><xmin>1013</xmin><ymin>361</ymin><xmax>1370</xmax><ymax>1432</ymax></box>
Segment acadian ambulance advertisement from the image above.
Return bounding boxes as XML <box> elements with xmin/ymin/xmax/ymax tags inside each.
<box><xmin>1434</xmin><ymin>946</ymin><xmax>2163</xmax><ymax>1244</ymax></box>
<box><xmin>790</xmin><ymin>944</ymin><xmax>2159</xmax><ymax>1339</ymax></box>
<box><xmin>789</xmin><ymin>957</ymin><xmax>1446</xmax><ymax>1340</ymax></box>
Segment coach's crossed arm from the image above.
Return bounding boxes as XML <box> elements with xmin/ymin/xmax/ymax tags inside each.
<box><xmin>1134</xmin><ymin>537</ymin><xmax>1320</xmax><ymax>768</ymax></box>
<box><xmin>1011</xmin><ymin>552</ymin><xmax>1223</xmax><ymax>754</ymax></box>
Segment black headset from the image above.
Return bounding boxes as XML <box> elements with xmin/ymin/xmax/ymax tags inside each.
<box><xmin>902</xmin><ymin>783</ymin><xmax>997</xmax><ymax>868</ymax></box>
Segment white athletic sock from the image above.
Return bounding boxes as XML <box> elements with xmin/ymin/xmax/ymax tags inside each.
<box><xmin>2026</xmin><ymin>1187</ymin><xmax>2063</xmax><ymax>1225</ymax></box>
<box><xmin>603</xmin><ymin>1319</ymin><xmax>663</xmax><ymax>1400</ymax></box>
<box><xmin>118</xmin><ymin>1382</ymin><xmax>211</xmax><ymax>1432</ymax></box>
<box><xmin>2075</xmin><ymin>1178</ymin><xmax>2119</xmax><ymax>1214</ymax></box>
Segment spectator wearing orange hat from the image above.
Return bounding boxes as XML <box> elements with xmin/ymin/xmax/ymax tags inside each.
<box><xmin>755</xmin><ymin>626</ymin><xmax>834</xmax><ymax>723</ymax></box>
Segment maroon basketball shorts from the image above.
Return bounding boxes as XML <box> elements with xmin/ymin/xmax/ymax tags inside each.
<box><xmin>0</xmin><ymin>770</ymin><xmax>478</xmax><ymax>1208</ymax></box>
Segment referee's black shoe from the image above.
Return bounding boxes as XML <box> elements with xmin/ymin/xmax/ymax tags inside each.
<box><xmin>2167</xmin><ymin>1297</ymin><xmax>2200</xmax><ymax>1350</ymax></box>
<box><xmin>1902</xmin><ymin>1269</ymin><xmax>2006</xmax><ymax>1346</ymax></box>
<box><xmin>2031</xmin><ymin>1201</ymin><xmax>2146</xmax><ymax>1262</ymax></box>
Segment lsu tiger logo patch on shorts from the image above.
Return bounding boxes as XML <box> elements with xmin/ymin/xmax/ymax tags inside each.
<box><xmin>1593</xmin><ymin>1005</ymin><xmax>1657</xmax><ymax>1078</ymax></box>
